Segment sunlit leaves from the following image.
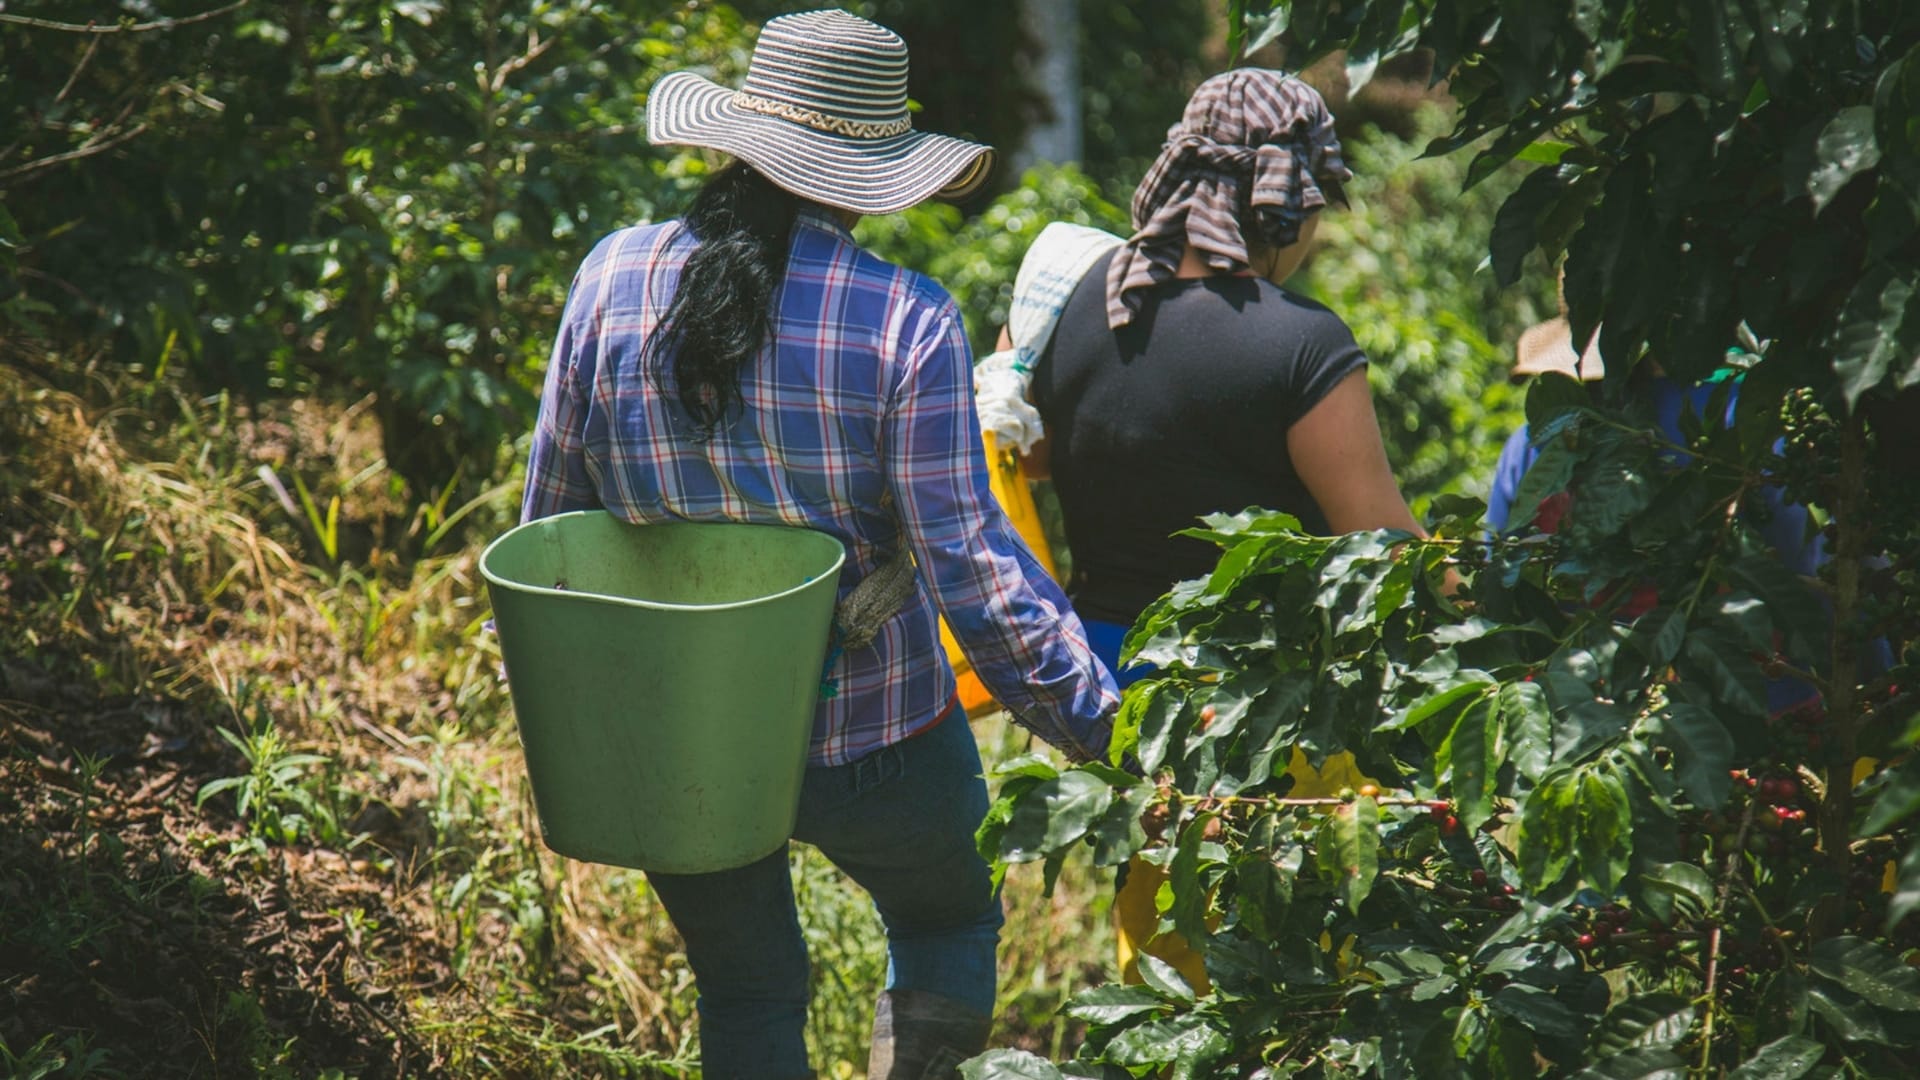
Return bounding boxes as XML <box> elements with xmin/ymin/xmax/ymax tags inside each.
<box><xmin>1315</xmin><ymin>794</ymin><xmax>1381</xmax><ymax>911</ymax></box>
<box><xmin>1726</xmin><ymin>1036</ymin><xmax>1826</xmax><ymax>1080</ymax></box>
<box><xmin>1590</xmin><ymin>993</ymin><xmax>1696</xmax><ymax>1056</ymax></box>
<box><xmin>961</xmin><ymin>1051</ymin><xmax>1066</xmax><ymax>1080</ymax></box>
<box><xmin>1516</xmin><ymin>762</ymin><xmax>1631</xmax><ymax>892</ymax></box>
<box><xmin>1831</xmin><ymin>264</ymin><xmax>1920</xmax><ymax>408</ymax></box>
<box><xmin>1810</xmin><ymin>106</ymin><xmax>1882</xmax><ymax>213</ymax></box>
<box><xmin>1810</xmin><ymin>936</ymin><xmax>1920</xmax><ymax>1013</ymax></box>
<box><xmin>1438</xmin><ymin>694</ymin><xmax>1500</xmax><ymax>831</ymax></box>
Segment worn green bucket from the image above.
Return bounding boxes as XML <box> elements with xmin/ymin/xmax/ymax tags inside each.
<box><xmin>480</xmin><ymin>511</ymin><xmax>844</xmax><ymax>874</ymax></box>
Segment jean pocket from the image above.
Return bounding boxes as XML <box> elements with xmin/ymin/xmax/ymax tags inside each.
<box><xmin>847</xmin><ymin>739</ymin><xmax>906</xmax><ymax>797</ymax></box>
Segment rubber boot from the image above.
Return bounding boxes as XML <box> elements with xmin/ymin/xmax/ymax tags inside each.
<box><xmin>866</xmin><ymin>989</ymin><xmax>994</xmax><ymax>1080</ymax></box>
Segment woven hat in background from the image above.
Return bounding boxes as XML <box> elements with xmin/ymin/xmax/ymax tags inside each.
<box><xmin>1512</xmin><ymin>318</ymin><xmax>1605</xmax><ymax>380</ymax></box>
<box><xmin>1512</xmin><ymin>271</ymin><xmax>1605</xmax><ymax>381</ymax></box>
<box><xmin>646</xmin><ymin>9</ymin><xmax>994</xmax><ymax>216</ymax></box>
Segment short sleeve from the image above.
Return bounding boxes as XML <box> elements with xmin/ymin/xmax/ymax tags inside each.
<box><xmin>1279</xmin><ymin>302</ymin><xmax>1369</xmax><ymax>429</ymax></box>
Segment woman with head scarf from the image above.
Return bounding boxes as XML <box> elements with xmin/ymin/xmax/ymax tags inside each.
<box><xmin>521</xmin><ymin>11</ymin><xmax>1118</xmax><ymax>1077</ymax></box>
<box><xmin>1006</xmin><ymin>69</ymin><xmax>1423</xmax><ymax>689</ymax></box>
<box><xmin>984</xmin><ymin>69</ymin><xmax>1423</xmax><ymax>992</ymax></box>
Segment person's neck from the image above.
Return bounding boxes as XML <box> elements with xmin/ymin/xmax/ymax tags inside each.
<box><xmin>1174</xmin><ymin>243</ymin><xmax>1262</xmax><ymax>279</ymax></box>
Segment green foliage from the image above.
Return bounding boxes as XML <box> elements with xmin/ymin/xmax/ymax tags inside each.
<box><xmin>791</xmin><ymin>845</ymin><xmax>888</xmax><ymax>1073</ymax></box>
<box><xmin>0</xmin><ymin>1032</ymin><xmax>119</xmax><ymax>1080</ymax></box>
<box><xmin>966</xmin><ymin>3</ymin><xmax>1920</xmax><ymax>1072</ymax></box>
<box><xmin>0</xmin><ymin>1</ymin><xmax>744</xmax><ymax>503</ymax></box>
<box><xmin>858</xmin><ymin>163</ymin><xmax>1130</xmax><ymax>354</ymax></box>
<box><xmin>973</xmin><ymin>455</ymin><xmax>1916</xmax><ymax>1074</ymax></box>
<box><xmin>195</xmin><ymin>684</ymin><xmax>341</xmax><ymax>855</ymax></box>
<box><xmin>1078</xmin><ymin>0</ymin><xmax>1215</xmax><ymax>187</ymax></box>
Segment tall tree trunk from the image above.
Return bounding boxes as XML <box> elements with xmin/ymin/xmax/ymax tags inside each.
<box><xmin>1013</xmin><ymin>0</ymin><xmax>1082</xmax><ymax>173</ymax></box>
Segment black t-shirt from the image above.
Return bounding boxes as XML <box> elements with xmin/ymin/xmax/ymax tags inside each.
<box><xmin>1029</xmin><ymin>250</ymin><xmax>1368</xmax><ymax>624</ymax></box>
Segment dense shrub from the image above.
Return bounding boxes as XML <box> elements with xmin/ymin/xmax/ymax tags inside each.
<box><xmin>970</xmin><ymin>0</ymin><xmax>1920</xmax><ymax>1075</ymax></box>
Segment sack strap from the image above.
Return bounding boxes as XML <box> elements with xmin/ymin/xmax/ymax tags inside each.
<box><xmin>820</xmin><ymin>494</ymin><xmax>920</xmax><ymax>698</ymax></box>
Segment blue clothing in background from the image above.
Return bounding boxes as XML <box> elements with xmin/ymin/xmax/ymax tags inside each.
<box><xmin>1085</xmin><ymin>618</ymin><xmax>1155</xmax><ymax>692</ymax></box>
<box><xmin>1483</xmin><ymin>376</ymin><xmax>1883</xmax><ymax>716</ymax></box>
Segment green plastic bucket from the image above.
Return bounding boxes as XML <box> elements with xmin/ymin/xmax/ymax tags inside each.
<box><xmin>479</xmin><ymin>511</ymin><xmax>845</xmax><ymax>874</ymax></box>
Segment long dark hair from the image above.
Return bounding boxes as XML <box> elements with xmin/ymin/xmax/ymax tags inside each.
<box><xmin>646</xmin><ymin>163</ymin><xmax>801</xmax><ymax>437</ymax></box>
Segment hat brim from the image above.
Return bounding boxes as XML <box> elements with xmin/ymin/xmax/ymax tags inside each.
<box><xmin>647</xmin><ymin>71</ymin><xmax>994</xmax><ymax>216</ymax></box>
<box><xmin>1512</xmin><ymin>316</ymin><xmax>1605</xmax><ymax>381</ymax></box>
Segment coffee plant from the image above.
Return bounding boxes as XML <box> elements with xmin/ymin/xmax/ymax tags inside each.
<box><xmin>968</xmin><ymin>0</ymin><xmax>1919</xmax><ymax>1075</ymax></box>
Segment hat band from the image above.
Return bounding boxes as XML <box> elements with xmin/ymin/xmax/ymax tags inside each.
<box><xmin>731</xmin><ymin>90</ymin><xmax>911</xmax><ymax>139</ymax></box>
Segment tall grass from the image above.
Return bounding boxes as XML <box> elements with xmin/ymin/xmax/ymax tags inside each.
<box><xmin>1</xmin><ymin>355</ymin><xmax>1113</xmax><ymax>1076</ymax></box>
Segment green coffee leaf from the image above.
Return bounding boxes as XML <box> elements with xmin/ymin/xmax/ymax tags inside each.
<box><xmin>1808</xmin><ymin>106</ymin><xmax>1881</xmax><ymax>214</ymax></box>
<box><xmin>1727</xmin><ymin>1035</ymin><xmax>1826</xmax><ymax>1080</ymax></box>
<box><xmin>1089</xmin><ymin>781</ymin><xmax>1154</xmax><ymax>867</ymax></box>
<box><xmin>1889</xmin><ymin>841</ymin><xmax>1920</xmax><ymax>932</ymax></box>
<box><xmin>1860</xmin><ymin>755</ymin><xmax>1920</xmax><ymax>837</ymax></box>
<box><xmin>1518</xmin><ymin>768</ymin><xmax>1581</xmax><ymax>888</ymax></box>
<box><xmin>1439</xmin><ymin>694</ymin><xmax>1499</xmax><ymax>831</ymax></box>
<box><xmin>1489</xmin><ymin>983</ymin><xmax>1585</xmax><ymax>1040</ymax></box>
<box><xmin>1233</xmin><ymin>816</ymin><xmax>1297</xmax><ymax>940</ymax></box>
<box><xmin>1807</xmin><ymin>982</ymin><xmax>1895</xmax><ymax>1045</ymax></box>
<box><xmin>1166</xmin><ymin>814</ymin><xmax>1213</xmax><ymax>943</ymax></box>
<box><xmin>1662</xmin><ymin>703</ymin><xmax>1734</xmax><ymax>809</ymax></box>
<box><xmin>961</xmin><ymin>1050</ymin><xmax>1067</xmax><ymax>1080</ymax></box>
<box><xmin>1590</xmin><ymin>992</ymin><xmax>1696</xmax><ymax>1056</ymax></box>
<box><xmin>1678</xmin><ymin>627</ymin><xmax>1769</xmax><ymax>719</ymax></box>
<box><xmin>1569</xmin><ymin>1046</ymin><xmax>1688</xmax><ymax>1079</ymax></box>
<box><xmin>1575</xmin><ymin>766</ymin><xmax>1634</xmax><ymax>893</ymax></box>
<box><xmin>1635</xmin><ymin>861</ymin><xmax>1716</xmax><ymax>924</ymax></box>
<box><xmin>999</xmin><ymin>770</ymin><xmax>1113</xmax><ymax>862</ymax></box>
<box><xmin>1104</xmin><ymin>1016</ymin><xmax>1218</xmax><ymax>1067</ymax></box>
<box><xmin>1136</xmin><ymin>953</ymin><xmax>1197</xmax><ymax>1004</ymax></box>
<box><xmin>1501</xmin><ymin>680</ymin><xmax>1553</xmax><ymax>791</ymax></box>
<box><xmin>1492</xmin><ymin>165</ymin><xmax>1568</xmax><ymax>285</ymax></box>
<box><xmin>1831</xmin><ymin>264</ymin><xmax>1920</xmax><ymax>408</ymax></box>
<box><xmin>1315</xmin><ymin>795</ymin><xmax>1381</xmax><ymax>911</ymax></box>
<box><xmin>1810</xmin><ymin>936</ymin><xmax>1920</xmax><ymax>1012</ymax></box>
<box><xmin>990</xmin><ymin>754</ymin><xmax>1061</xmax><ymax>781</ymax></box>
<box><xmin>1060</xmin><ymin>983</ymin><xmax>1164</xmax><ymax>1026</ymax></box>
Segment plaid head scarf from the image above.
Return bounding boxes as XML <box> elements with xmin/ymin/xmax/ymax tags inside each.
<box><xmin>1106</xmin><ymin>69</ymin><xmax>1352</xmax><ymax>329</ymax></box>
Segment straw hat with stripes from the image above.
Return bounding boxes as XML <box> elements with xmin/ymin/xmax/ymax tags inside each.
<box><xmin>646</xmin><ymin>9</ymin><xmax>994</xmax><ymax>216</ymax></box>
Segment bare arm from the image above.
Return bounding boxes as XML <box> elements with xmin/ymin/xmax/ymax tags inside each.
<box><xmin>1287</xmin><ymin>369</ymin><xmax>1424</xmax><ymax>537</ymax></box>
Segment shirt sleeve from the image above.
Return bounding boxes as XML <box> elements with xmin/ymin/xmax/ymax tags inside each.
<box><xmin>521</xmin><ymin>263</ymin><xmax>601</xmax><ymax>523</ymax></box>
<box><xmin>1485</xmin><ymin>425</ymin><xmax>1537</xmax><ymax>534</ymax></box>
<box><xmin>1280</xmin><ymin>303</ymin><xmax>1370</xmax><ymax>429</ymax></box>
<box><xmin>883</xmin><ymin>296</ymin><xmax>1120</xmax><ymax>760</ymax></box>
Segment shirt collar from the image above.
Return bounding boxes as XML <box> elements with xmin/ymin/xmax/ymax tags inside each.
<box><xmin>795</xmin><ymin>205</ymin><xmax>855</xmax><ymax>241</ymax></box>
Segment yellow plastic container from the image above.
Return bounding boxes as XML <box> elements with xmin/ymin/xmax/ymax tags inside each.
<box><xmin>1116</xmin><ymin>749</ymin><xmax>1375</xmax><ymax>991</ymax></box>
<box><xmin>480</xmin><ymin>512</ymin><xmax>844</xmax><ymax>874</ymax></box>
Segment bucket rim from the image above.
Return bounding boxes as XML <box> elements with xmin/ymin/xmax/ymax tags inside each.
<box><xmin>479</xmin><ymin>511</ymin><xmax>848</xmax><ymax>614</ymax></box>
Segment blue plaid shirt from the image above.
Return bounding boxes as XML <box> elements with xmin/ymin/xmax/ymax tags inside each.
<box><xmin>522</xmin><ymin>209</ymin><xmax>1118</xmax><ymax>766</ymax></box>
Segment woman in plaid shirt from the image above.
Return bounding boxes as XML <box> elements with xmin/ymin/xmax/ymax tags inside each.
<box><xmin>520</xmin><ymin>12</ymin><xmax>1117</xmax><ymax>1078</ymax></box>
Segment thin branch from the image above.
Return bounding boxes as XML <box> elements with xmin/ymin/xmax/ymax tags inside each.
<box><xmin>0</xmin><ymin>122</ymin><xmax>148</xmax><ymax>182</ymax></box>
<box><xmin>0</xmin><ymin>1</ymin><xmax>251</xmax><ymax>34</ymax></box>
<box><xmin>489</xmin><ymin>28</ymin><xmax>557</xmax><ymax>94</ymax></box>
<box><xmin>1698</xmin><ymin>782</ymin><xmax>1759</xmax><ymax>1069</ymax></box>
<box><xmin>503</xmin><ymin>123</ymin><xmax>640</xmax><ymax>144</ymax></box>
<box><xmin>1</xmin><ymin>35</ymin><xmax>104</xmax><ymax>163</ymax></box>
<box><xmin>54</xmin><ymin>35</ymin><xmax>103</xmax><ymax>105</ymax></box>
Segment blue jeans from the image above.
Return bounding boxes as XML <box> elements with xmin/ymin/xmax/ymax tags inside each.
<box><xmin>646</xmin><ymin>709</ymin><xmax>1002</xmax><ymax>1079</ymax></box>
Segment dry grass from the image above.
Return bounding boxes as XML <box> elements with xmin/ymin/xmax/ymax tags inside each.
<box><xmin>0</xmin><ymin>355</ymin><xmax>1115</xmax><ymax>1077</ymax></box>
